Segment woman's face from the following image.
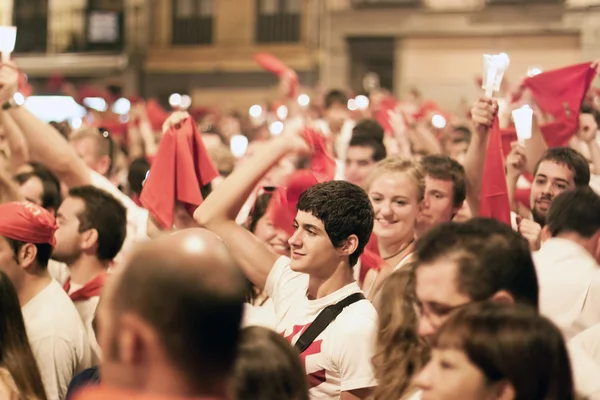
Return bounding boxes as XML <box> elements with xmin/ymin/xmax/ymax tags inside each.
<box><xmin>415</xmin><ymin>348</ymin><xmax>507</xmax><ymax>400</ymax></box>
<box><xmin>368</xmin><ymin>172</ymin><xmax>421</xmax><ymax>242</ymax></box>
<box><xmin>254</xmin><ymin>215</ymin><xmax>290</xmax><ymax>256</ymax></box>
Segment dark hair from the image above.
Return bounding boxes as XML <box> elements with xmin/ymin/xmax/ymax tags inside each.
<box><xmin>248</xmin><ymin>192</ymin><xmax>273</xmax><ymax>234</ymax></box>
<box><xmin>68</xmin><ymin>186</ymin><xmax>127</xmax><ymax>261</ymax></box>
<box><xmin>580</xmin><ymin>103</ymin><xmax>600</xmax><ymax>128</ymax></box>
<box><xmin>231</xmin><ymin>327</ymin><xmax>309</xmax><ymax>400</ymax></box>
<box><xmin>6</xmin><ymin>238</ymin><xmax>52</xmax><ymax>269</ymax></box>
<box><xmin>434</xmin><ymin>302</ymin><xmax>575</xmax><ymax>400</ymax></box>
<box><xmin>547</xmin><ymin>187</ymin><xmax>600</xmax><ymax>238</ymax></box>
<box><xmin>348</xmin><ymin>136</ymin><xmax>387</xmax><ymax>162</ymax></box>
<box><xmin>127</xmin><ymin>158</ymin><xmax>151</xmax><ymax>197</ymax></box>
<box><xmin>352</xmin><ymin>119</ymin><xmax>385</xmax><ymax>143</ymax></box>
<box><xmin>452</xmin><ymin>125</ymin><xmax>472</xmax><ymax>142</ymax></box>
<box><xmin>324</xmin><ymin>90</ymin><xmax>348</xmax><ymax>110</ymax></box>
<box><xmin>0</xmin><ymin>271</ymin><xmax>47</xmax><ymax>400</ymax></box>
<box><xmin>414</xmin><ymin>218</ymin><xmax>539</xmax><ymax>309</ymax></box>
<box><xmin>14</xmin><ymin>172</ymin><xmax>62</xmax><ymax>211</ymax></box>
<box><xmin>297</xmin><ymin>181</ymin><xmax>374</xmax><ymax>266</ymax></box>
<box><xmin>420</xmin><ymin>155</ymin><xmax>467</xmax><ymax>208</ymax></box>
<box><xmin>533</xmin><ymin>147</ymin><xmax>590</xmax><ymax>187</ymax></box>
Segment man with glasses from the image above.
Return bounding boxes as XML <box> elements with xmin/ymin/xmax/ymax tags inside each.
<box><xmin>413</xmin><ymin>217</ymin><xmax>539</xmax><ymax>337</ymax></box>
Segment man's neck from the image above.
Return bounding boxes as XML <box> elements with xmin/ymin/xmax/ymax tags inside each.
<box><xmin>307</xmin><ymin>260</ymin><xmax>354</xmax><ymax>300</ymax></box>
<box><xmin>18</xmin><ymin>270</ymin><xmax>52</xmax><ymax>307</ymax></box>
<box><xmin>68</xmin><ymin>255</ymin><xmax>109</xmax><ymax>285</ymax></box>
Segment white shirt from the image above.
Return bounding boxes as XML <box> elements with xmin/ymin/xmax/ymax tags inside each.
<box><xmin>67</xmin><ymin>282</ymin><xmax>102</xmax><ymax>364</ymax></box>
<box><xmin>568</xmin><ymin>324</ymin><xmax>600</xmax><ymax>400</ymax></box>
<box><xmin>534</xmin><ymin>238</ymin><xmax>600</xmax><ymax>340</ymax></box>
<box><xmin>22</xmin><ymin>280</ymin><xmax>92</xmax><ymax>400</ymax></box>
<box><xmin>314</xmin><ymin>119</ymin><xmax>356</xmax><ymax>162</ymax></box>
<box><xmin>266</xmin><ymin>256</ymin><xmax>378</xmax><ymax>399</ymax></box>
<box><xmin>242</xmin><ymin>298</ymin><xmax>276</xmax><ymax>329</ymax></box>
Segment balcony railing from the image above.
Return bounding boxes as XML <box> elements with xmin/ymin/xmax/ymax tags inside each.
<box><xmin>256</xmin><ymin>13</ymin><xmax>301</xmax><ymax>43</ymax></box>
<box><xmin>13</xmin><ymin>6</ymin><xmax>146</xmax><ymax>54</ymax></box>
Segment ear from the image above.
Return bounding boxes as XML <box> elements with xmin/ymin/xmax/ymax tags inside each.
<box><xmin>493</xmin><ymin>380</ymin><xmax>516</xmax><ymax>400</ymax></box>
<box><xmin>18</xmin><ymin>243</ymin><xmax>38</xmax><ymax>269</ymax></box>
<box><xmin>490</xmin><ymin>290</ymin><xmax>515</xmax><ymax>305</ymax></box>
<box><xmin>119</xmin><ymin>313</ymin><xmax>160</xmax><ymax>365</ymax></box>
<box><xmin>338</xmin><ymin>234</ymin><xmax>359</xmax><ymax>258</ymax></box>
<box><xmin>80</xmin><ymin>228</ymin><xmax>99</xmax><ymax>252</ymax></box>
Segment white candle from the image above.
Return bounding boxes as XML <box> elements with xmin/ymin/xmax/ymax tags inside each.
<box><xmin>0</xmin><ymin>26</ymin><xmax>17</xmax><ymax>63</ymax></box>
<box><xmin>512</xmin><ymin>105</ymin><xmax>533</xmax><ymax>146</ymax></box>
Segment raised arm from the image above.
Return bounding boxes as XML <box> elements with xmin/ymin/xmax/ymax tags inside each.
<box><xmin>194</xmin><ymin>134</ymin><xmax>309</xmax><ymax>290</ymax></box>
<box><xmin>0</xmin><ymin>63</ymin><xmax>91</xmax><ymax>188</ymax></box>
<box><xmin>0</xmin><ymin>111</ymin><xmax>29</xmax><ymax>172</ymax></box>
<box><xmin>464</xmin><ymin>97</ymin><xmax>497</xmax><ymax>215</ymax></box>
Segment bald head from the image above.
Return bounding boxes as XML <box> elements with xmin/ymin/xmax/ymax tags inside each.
<box><xmin>106</xmin><ymin>228</ymin><xmax>246</xmax><ymax>391</ymax></box>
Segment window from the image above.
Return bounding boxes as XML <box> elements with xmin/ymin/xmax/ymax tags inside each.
<box><xmin>13</xmin><ymin>0</ymin><xmax>49</xmax><ymax>53</ymax></box>
<box><xmin>256</xmin><ymin>0</ymin><xmax>301</xmax><ymax>44</ymax></box>
<box><xmin>172</xmin><ymin>0</ymin><xmax>213</xmax><ymax>45</ymax></box>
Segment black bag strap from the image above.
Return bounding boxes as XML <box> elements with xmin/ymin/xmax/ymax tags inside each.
<box><xmin>295</xmin><ymin>292</ymin><xmax>366</xmax><ymax>354</ymax></box>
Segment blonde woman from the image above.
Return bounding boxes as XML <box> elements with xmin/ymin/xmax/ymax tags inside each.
<box><xmin>371</xmin><ymin>267</ymin><xmax>428</xmax><ymax>400</ymax></box>
<box><xmin>362</xmin><ymin>157</ymin><xmax>425</xmax><ymax>300</ymax></box>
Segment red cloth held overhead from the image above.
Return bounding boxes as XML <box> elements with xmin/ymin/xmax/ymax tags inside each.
<box><xmin>254</xmin><ymin>53</ymin><xmax>299</xmax><ymax>98</ymax></box>
<box><xmin>303</xmin><ymin>128</ymin><xmax>336</xmax><ymax>182</ymax></box>
<box><xmin>0</xmin><ymin>201</ymin><xmax>57</xmax><ymax>246</ymax></box>
<box><xmin>63</xmin><ymin>274</ymin><xmax>107</xmax><ymax>302</ymax></box>
<box><xmin>140</xmin><ymin>118</ymin><xmax>219</xmax><ymax>229</ymax></box>
<box><xmin>479</xmin><ymin>119</ymin><xmax>511</xmax><ymax>226</ymax></box>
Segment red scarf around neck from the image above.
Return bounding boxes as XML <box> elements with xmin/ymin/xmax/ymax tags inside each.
<box><xmin>63</xmin><ymin>274</ymin><xmax>107</xmax><ymax>302</ymax></box>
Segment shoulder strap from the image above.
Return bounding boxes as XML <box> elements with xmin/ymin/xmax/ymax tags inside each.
<box><xmin>295</xmin><ymin>292</ymin><xmax>366</xmax><ymax>354</ymax></box>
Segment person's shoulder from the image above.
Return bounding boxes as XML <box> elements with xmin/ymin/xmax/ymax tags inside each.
<box><xmin>335</xmin><ymin>293</ymin><xmax>377</xmax><ymax>333</ymax></box>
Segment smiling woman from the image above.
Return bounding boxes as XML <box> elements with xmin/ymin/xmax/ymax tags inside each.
<box><xmin>361</xmin><ymin>157</ymin><xmax>425</xmax><ymax>301</ymax></box>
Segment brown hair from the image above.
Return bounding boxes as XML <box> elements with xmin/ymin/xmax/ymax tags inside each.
<box><xmin>230</xmin><ymin>327</ymin><xmax>308</xmax><ymax>400</ymax></box>
<box><xmin>433</xmin><ymin>302</ymin><xmax>575</xmax><ymax>400</ymax></box>
<box><xmin>69</xmin><ymin>127</ymin><xmax>112</xmax><ymax>158</ymax></box>
<box><xmin>0</xmin><ymin>271</ymin><xmax>47</xmax><ymax>399</ymax></box>
<box><xmin>371</xmin><ymin>267</ymin><xmax>428</xmax><ymax>400</ymax></box>
<box><xmin>420</xmin><ymin>154</ymin><xmax>467</xmax><ymax>208</ymax></box>
<box><xmin>366</xmin><ymin>157</ymin><xmax>425</xmax><ymax>202</ymax></box>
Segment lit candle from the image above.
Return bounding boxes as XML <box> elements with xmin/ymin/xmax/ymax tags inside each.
<box><xmin>512</xmin><ymin>105</ymin><xmax>533</xmax><ymax>146</ymax></box>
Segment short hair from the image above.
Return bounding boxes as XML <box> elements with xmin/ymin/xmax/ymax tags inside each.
<box><xmin>547</xmin><ymin>187</ymin><xmax>600</xmax><ymax>238</ymax></box>
<box><xmin>414</xmin><ymin>218</ymin><xmax>539</xmax><ymax>309</ymax></box>
<box><xmin>324</xmin><ymin>90</ymin><xmax>348</xmax><ymax>110</ymax></box>
<box><xmin>69</xmin><ymin>127</ymin><xmax>112</xmax><ymax>158</ymax></box>
<box><xmin>5</xmin><ymin>238</ymin><xmax>52</xmax><ymax>269</ymax></box>
<box><xmin>348</xmin><ymin>136</ymin><xmax>387</xmax><ymax>162</ymax></box>
<box><xmin>367</xmin><ymin>157</ymin><xmax>426</xmax><ymax>202</ymax></box>
<box><xmin>14</xmin><ymin>171</ymin><xmax>62</xmax><ymax>211</ymax></box>
<box><xmin>297</xmin><ymin>181</ymin><xmax>374</xmax><ymax>267</ymax></box>
<box><xmin>248</xmin><ymin>192</ymin><xmax>273</xmax><ymax>234</ymax></box>
<box><xmin>533</xmin><ymin>147</ymin><xmax>590</xmax><ymax>187</ymax></box>
<box><xmin>420</xmin><ymin>155</ymin><xmax>467</xmax><ymax>208</ymax></box>
<box><xmin>111</xmin><ymin>248</ymin><xmax>246</xmax><ymax>388</ymax></box>
<box><xmin>352</xmin><ymin>119</ymin><xmax>385</xmax><ymax>143</ymax></box>
<box><xmin>68</xmin><ymin>186</ymin><xmax>127</xmax><ymax>261</ymax></box>
<box><xmin>231</xmin><ymin>327</ymin><xmax>309</xmax><ymax>400</ymax></box>
<box><xmin>127</xmin><ymin>158</ymin><xmax>150</xmax><ymax>197</ymax></box>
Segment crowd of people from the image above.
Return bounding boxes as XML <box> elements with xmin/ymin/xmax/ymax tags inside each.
<box><xmin>0</xmin><ymin>52</ymin><xmax>597</xmax><ymax>400</ymax></box>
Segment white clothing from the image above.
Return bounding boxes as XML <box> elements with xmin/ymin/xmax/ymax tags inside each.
<box><xmin>334</xmin><ymin>159</ymin><xmax>345</xmax><ymax>181</ymax></box>
<box><xmin>67</xmin><ymin>282</ymin><xmax>102</xmax><ymax>364</ymax></box>
<box><xmin>266</xmin><ymin>256</ymin><xmax>378</xmax><ymax>399</ymax></box>
<box><xmin>534</xmin><ymin>238</ymin><xmax>600</xmax><ymax>340</ymax></box>
<box><xmin>90</xmin><ymin>170</ymin><xmax>149</xmax><ymax>267</ymax></box>
<box><xmin>568</xmin><ymin>324</ymin><xmax>600</xmax><ymax>400</ymax></box>
<box><xmin>242</xmin><ymin>298</ymin><xmax>276</xmax><ymax>329</ymax></box>
<box><xmin>47</xmin><ymin>260</ymin><xmax>70</xmax><ymax>285</ymax></box>
<box><xmin>22</xmin><ymin>280</ymin><xmax>92</xmax><ymax>400</ymax></box>
<box><xmin>314</xmin><ymin>119</ymin><xmax>355</xmax><ymax>162</ymax></box>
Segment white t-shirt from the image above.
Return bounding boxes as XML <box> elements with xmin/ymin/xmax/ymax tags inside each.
<box><xmin>568</xmin><ymin>324</ymin><xmax>600</xmax><ymax>399</ymax></box>
<box><xmin>265</xmin><ymin>256</ymin><xmax>378</xmax><ymax>399</ymax></box>
<box><xmin>242</xmin><ymin>298</ymin><xmax>276</xmax><ymax>329</ymax></box>
<box><xmin>67</xmin><ymin>282</ymin><xmax>102</xmax><ymax>364</ymax></box>
<box><xmin>22</xmin><ymin>280</ymin><xmax>92</xmax><ymax>400</ymax></box>
<box><xmin>534</xmin><ymin>238</ymin><xmax>600</xmax><ymax>340</ymax></box>
<box><xmin>89</xmin><ymin>170</ymin><xmax>149</xmax><ymax>267</ymax></box>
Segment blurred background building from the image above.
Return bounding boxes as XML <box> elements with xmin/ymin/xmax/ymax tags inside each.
<box><xmin>2</xmin><ymin>0</ymin><xmax>600</xmax><ymax>111</ymax></box>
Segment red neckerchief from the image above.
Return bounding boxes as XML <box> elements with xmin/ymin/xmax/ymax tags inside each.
<box><xmin>63</xmin><ymin>273</ymin><xmax>107</xmax><ymax>302</ymax></box>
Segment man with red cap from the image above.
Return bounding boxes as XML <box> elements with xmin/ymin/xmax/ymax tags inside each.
<box><xmin>0</xmin><ymin>201</ymin><xmax>92</xmax><ymax>400</ymax></box>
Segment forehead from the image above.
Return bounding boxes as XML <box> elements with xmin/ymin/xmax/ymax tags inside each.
<box><xmin>425</xmin><ymin>176</ymin><xmax>453</xmax><ymax>194</ymax></box>
<box><xmin>70</xmin><ymin>136</ymin><xmax>99</xmax><ymax>153</ymax></box>
<box><xmin>58</xmin><ymin>196</ymin><xmax>85</xmax><ymax>216</ymax></box>
<box><xmin>347</xmin><ymin>146</ymin><xmax>374</xmax><ymax>160</ymax></box>
<box><xmin>370</xmin><ymin>172</ymin><xmax>419</xmax><ymax>195</ymax></box>
<box><xmin>416</xmin><ymin>259</ymin><xmax>462</xmax><ymax>302</ymax></box>
<box><xmin>295</xmin><ymin>210</ymin><xmax>325</xmax><ymax>229</ymax></box>
<box><xmin>535</xmin><ymin>160</ymin><xmax>575</xmax><ymax>181</ymax></box>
